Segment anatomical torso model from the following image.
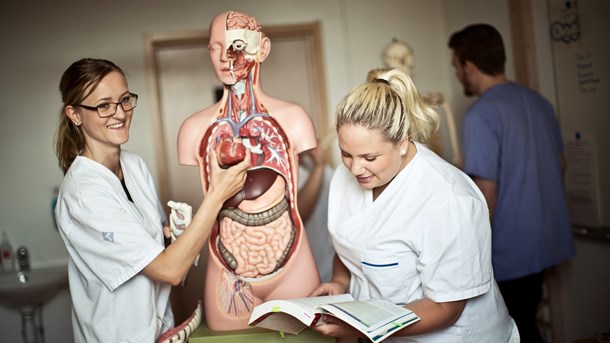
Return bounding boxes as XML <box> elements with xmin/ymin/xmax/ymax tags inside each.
<box><xmin>177</xmin><ymin>11</ymin><xmax>320</xmax><ymax>330</ymax></box>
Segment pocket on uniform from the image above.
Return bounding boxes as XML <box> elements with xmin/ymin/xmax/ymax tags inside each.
<box><xmin>360</xmin><ymin>252</ymin><xmax>418</xmax><ymax>303</ymax></box>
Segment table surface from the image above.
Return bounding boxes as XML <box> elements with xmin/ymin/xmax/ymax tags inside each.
<box><xmin>188</xmin><ymin>323</ymin><xmax>336</xmax><ymax>343</ymax></box>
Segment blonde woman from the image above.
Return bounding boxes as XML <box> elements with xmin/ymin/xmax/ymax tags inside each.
<box><xmin>311</xmin><ymin>68</ymin><xmax>518</xmax><ymax>342</ymax></box>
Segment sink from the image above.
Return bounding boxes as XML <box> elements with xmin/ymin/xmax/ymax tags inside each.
<box><xmin>0</xmin><ymin>265</ymin><xmax>69</xmax><ymax>342</ymax></box>
<box><xmin>0</xmin><ymin>265</ymin><xmax>68</xmax><ymax>310</ymax></box>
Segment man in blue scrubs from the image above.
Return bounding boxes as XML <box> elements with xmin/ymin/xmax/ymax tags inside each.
<box><xmin>448</xmin><ymin>23</ymin><xmax>576</xmax><ymax>342</ymax></box>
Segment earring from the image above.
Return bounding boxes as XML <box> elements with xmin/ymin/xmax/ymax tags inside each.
<box><xmin>73</xmin><ymin>120</ymin><xmax>80</xmax><ymax>126</ymax></box>
<box><xmin>401</xmin><ymin>150</ymin><xmax>406</xmax><ymax>156</ymax></box>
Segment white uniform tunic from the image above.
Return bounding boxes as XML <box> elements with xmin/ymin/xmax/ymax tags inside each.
<box><xmin>55</xmin><ymin>151</ymin><xmax>173</xmax><ymax>342</ymax></box>
<box><xmin>328</xmin><ymin>142</ymin><xmax>515</xmax><ymax>342</ymax></box>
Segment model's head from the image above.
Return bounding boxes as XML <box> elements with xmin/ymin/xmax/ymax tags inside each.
<box><xmin>208</xmin><ymin>11</ymin><xmax>270</xmax><ymax>85</ymax></box>
<box><xmin>335</xmin><ymin>68</ymin><xmax>439</xmax><ymax>192</ymax></box>
<box><xmin>55</xmin><ymin>58</ymin><xmax>134</xmax><ymax>174</ymax></box>
<box><xmin>448</xmin><ymin>23</ymin><xmax>506</xmax><ymax>76</ymax></box>
<box><xmin>381</xmin><ymin>38</ymin><xmax>415</xmax><ymax>77</ymax></box>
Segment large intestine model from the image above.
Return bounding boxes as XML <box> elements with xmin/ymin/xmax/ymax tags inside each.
<box><xmin>177</xmin><ymin>11</ymin><xmax>320</xmax><ymax>330</ymax></box>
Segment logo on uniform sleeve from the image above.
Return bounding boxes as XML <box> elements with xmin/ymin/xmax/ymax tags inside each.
<box><xmin>102</xmin><ymin>232</ymin><xmax>114</xmax><ymax>242</ymax></box>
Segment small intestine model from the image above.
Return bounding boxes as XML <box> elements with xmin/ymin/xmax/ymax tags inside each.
<box><xmin>177</xmin><ymin>11</ymin><xmax>320</xmax><ymax>330</ymax></box>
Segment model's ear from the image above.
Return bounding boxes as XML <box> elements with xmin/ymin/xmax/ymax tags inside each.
<box><xmin>258</xmin><ymin>35</ymin><xmax>271</xmax><ymax>63</ymax></box>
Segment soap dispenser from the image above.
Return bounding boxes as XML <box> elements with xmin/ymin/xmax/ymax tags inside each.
<box><xmin>1</xmin><ymin>231</ymin><xmax>14</xmax><ymax>271</ymax></box>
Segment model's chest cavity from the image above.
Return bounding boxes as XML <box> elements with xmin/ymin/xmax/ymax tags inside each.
<box><xmin>200</xmin><ymin>111</ymin><xmax>299</xmax><ymax>279</ymax></box>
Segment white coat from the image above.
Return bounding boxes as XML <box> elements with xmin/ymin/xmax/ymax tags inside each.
<box><xmin>55</xmin><ymin>151</ymin><xmax>173</xmax><ymax>342</ymax></box>
<box><xmin>328</xmin><ymin>142</ymin><xmax>517</xmax><ymax>342</ymax></box>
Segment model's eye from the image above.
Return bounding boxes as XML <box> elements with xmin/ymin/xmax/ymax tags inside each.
<box><xmin>232</xmin><ymin>40</ymin><xmax>246</xmax><ymax>51</ymax></box>
<box><xmin>208</xmin><ymin>44</ymin><xmax>222</xmax><ymax>52</ymax></box>
<box><xmin>365</xmin><ymin>157</ymin><xmax>377</xmax><ymax>162</ymax></box>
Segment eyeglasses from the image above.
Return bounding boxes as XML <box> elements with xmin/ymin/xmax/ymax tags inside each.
<box><xmin>77</xmin><ymin>93</ymin><xmax>138</xmax><ymax>118</ymax></box>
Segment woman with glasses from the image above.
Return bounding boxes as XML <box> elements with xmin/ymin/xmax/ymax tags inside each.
<box><xmin>53</xmin><ymin>58</ymin><xmax>250</xmax><ymax>342</ymax></box>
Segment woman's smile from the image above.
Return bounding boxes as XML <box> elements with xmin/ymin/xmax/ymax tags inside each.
<box><xmin>107</xmin><ymin>121</ymin><xmax>126</xmax><ymax>129</ymax></box>
<box><xmin>356</xmin><ymin>174</ymin><xmax>374</xmax><ymax>184</ymax></box>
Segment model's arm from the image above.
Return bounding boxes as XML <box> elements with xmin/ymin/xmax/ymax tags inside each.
<box><xmin>177</xmin><ymin>115</ymin><xmax>199</xmax><ymax>166</ymax></box>
<box><xmin>177</xmin><ymin>109</ymin><xmax>218</xmax><ymax>166</ymax></box>
<box><xmin>472</xmin><ymin>176</ymin><xmax>497</xmax><ymax>221</ymax></box>
<box><xmin>143</xmin><ymin>150</ymin><xmax>250</xmax><ymax>285</ymax></box>
<box><xmin>273</xmin><ymin>102</ymin><xmax>317</xmax><ymax>154</ymax></box>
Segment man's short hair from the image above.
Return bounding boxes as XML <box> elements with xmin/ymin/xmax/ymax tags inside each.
<box><xmin>448</xmin><ymin>23</ymin><xmax>506</xmax><ymax>75</ymax></box>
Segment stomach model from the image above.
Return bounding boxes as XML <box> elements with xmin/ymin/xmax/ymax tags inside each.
<box><xmin>198</xmin><ymin>76</ymin><xmax>318</xmax><ymax>330</ymax></box>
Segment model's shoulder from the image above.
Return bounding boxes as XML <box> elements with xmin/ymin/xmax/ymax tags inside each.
<box><xmin>264</xmin><ymin>97</ymin><xmax>308</xmax><ymax>117</ymax></box>
<box><xmin>179</xmin><ymin>106</ymin><xmax>218</xmax><ymax>135</ymax></box>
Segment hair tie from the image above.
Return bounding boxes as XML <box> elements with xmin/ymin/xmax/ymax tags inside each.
<box><xmin>373</xmin><ymin>78</ymin><xmax>390</xmax><ymax>85</ymax></box>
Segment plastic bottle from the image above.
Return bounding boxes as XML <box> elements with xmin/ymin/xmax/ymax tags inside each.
<box><xmin>1</xmin><ymin>231</ymin><xmax>14</xmax><ymax>271</ymax></box>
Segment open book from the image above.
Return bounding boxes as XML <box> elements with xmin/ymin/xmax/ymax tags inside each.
<box><xmin>248</xmin><ymin>294</ymin><xmax>420</xmax><ymax>342</ymax></box>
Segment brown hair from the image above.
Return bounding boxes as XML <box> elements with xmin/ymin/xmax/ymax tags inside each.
<box><xmin>448</xmin><ymin>23</ymin><xmax>506</xmax><ymax>76</ymax></box>
<box><xmin>54</xmin><ymin>58</ymin><xmax>124</xmax><ymax>174</ymax></box>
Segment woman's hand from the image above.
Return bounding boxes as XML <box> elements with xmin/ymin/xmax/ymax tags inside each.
<box><xmin>310</xmin><ymin>281</ymin><xmax>346</xmax><ymax>297</ymax></box>
<box><xmin>206</xmin><ymin>148</ymin><xmax>251</xmax><ymax>202</ymax></box>
<box><xmin>312</xmin><ymin>315</ymin><xmax>363</xmax><ymax>341</ymax></box>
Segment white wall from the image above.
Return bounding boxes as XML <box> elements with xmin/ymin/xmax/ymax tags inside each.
<box><xmin>0</xmin><ymin>1</ymin><xmax>606</xmax><ymax>342</ymax></box>
<box><xmin>0</xmin><ymin>1</ymin><xmax>452</xmax><ymax>340</ymax></box>
<box><xmin>0</xmin><ymin>0</ymin><xmax>480</xmax><ymax>271</ymax></box>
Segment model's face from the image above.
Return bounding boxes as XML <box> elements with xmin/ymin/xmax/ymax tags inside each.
<box><xmin>74</xmin><ymin>71</ymin><xmax>132</xmax><ymax>152</ymax></box>
<box><xmin>383</xmin><ymin>44</ymin><xmax>414</xmax><ymax>76</ymax></box>
<box><xmin>208</xmin><ymin>14</ymin><xmax>260</xmax><ymax>85</ymax></box>
<box><xmin>338</xmin><ymin>124</ymin><xmax>407</xmax><ymax>193</ymax></box>
<box><xmin>451</xmin><ymin>52</ymin><xmax>475</xmax><ymax>97</ymax></box>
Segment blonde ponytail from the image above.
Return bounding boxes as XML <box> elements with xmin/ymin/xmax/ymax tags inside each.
<box><xmin>337</xmin><ymin>68</ymin><xmax>439</xmax><ymax>144</ymax></box>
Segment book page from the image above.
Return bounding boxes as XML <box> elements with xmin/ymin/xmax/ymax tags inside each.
<box><xmin>249</xmin><ymin>298</ymin><xmax>313</xmax><ymax>328</ymax></box>
<box><xmin>254</xmin><ymin>312</ymin><xmax>309</xmax><ymax>335</ymax></box>
<box><xmin>322</xmin><ymin>299</ymin><xmax>416</xmax><ymax>333</ymax></box>
<box><xmin>290</xmin><ymin>293</ymin><xmax>354</xmax><ymax>311</ymax></box>
<box><xmin>248</xmin><ymin>294</ymin><xmax>354</xmax><ymax>332</ymax></box>
<box><xmin>249</xmin><ymin>295</ymin><xmax>419</xmax><ymax>342</ymax></box>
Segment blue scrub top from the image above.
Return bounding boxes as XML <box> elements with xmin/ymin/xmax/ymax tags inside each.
<box><xmin>462</xmin><ymin>82</ymin><xmax>575</xmax><ymax>281</ymax></box>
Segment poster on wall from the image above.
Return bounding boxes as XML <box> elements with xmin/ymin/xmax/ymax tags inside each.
<box><xmin>549</xmin><ymin>0</ymin><xmax>609</xmax><ymax>228</ymax></box>
<box><xmin>564</xmin><ymin>131</ymin><xmax>601</xmax><ymax>228</ymax></box>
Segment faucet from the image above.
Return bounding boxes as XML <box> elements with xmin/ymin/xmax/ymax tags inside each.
<box><xmin>16</xmin><ymin>246</ymin><xmax>30</xmax><ymax>272</ymax></box>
